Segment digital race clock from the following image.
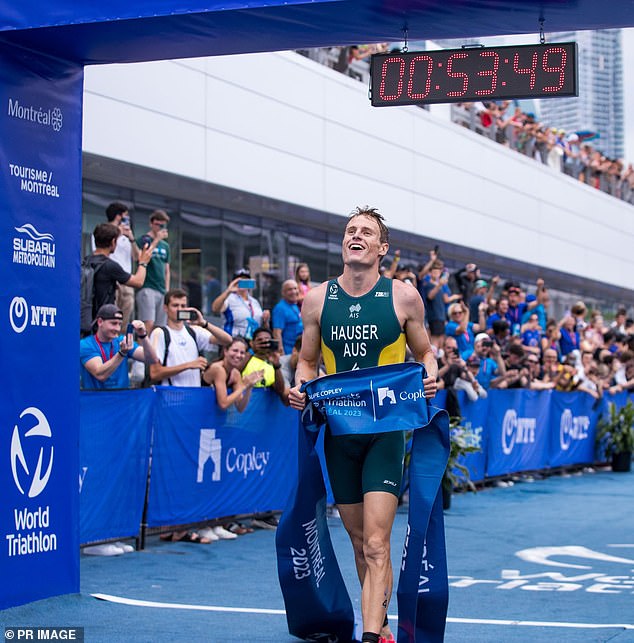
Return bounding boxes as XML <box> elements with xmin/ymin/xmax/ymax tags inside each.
<box><xmin>370</xmin><ymin>42</ymin><xmax>578</xmax><ymax>107</ymax></box>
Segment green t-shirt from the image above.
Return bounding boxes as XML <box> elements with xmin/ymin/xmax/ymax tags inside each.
<box><xmin>136</xmin><ymin>236</ymin><xmax>170</xmax><ymax>294</ymax></box>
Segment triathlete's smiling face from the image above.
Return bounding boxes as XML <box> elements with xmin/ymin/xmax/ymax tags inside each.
<box><xmin>342</xmin><ymin>215</ymin><xmax>388</xmax><ymax>267</ymax></box>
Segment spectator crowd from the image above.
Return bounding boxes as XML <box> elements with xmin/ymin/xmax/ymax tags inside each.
<box><xmin>297</xmin><ymin>46</ymin><xmax>634</xmax><ymax>207</ymax></box>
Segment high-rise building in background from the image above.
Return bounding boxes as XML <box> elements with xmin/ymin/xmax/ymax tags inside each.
<box><xmin>539</xmin><ymin>29</ymin><xmax>624</xmax><ymax>159</ymax></box>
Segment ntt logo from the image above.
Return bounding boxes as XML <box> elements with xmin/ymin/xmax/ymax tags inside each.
<box><xmin>501</xmin><ymin>409</ymin><xmax>536</xmax><ymax>455</ymax></box>
<box><xmin>7</xmin><ymin>98</ymin><xmax>63</xmax><ymax>132</ymax></box>
<box><xmin>559</xmin><ymin>409</ymin><xmax>590</xmax><ymax>451</ymax></box>
<box><xmin>9</xmin><ymin>295</ymin><xmax>58</xmax><ymax>333</ymax></box>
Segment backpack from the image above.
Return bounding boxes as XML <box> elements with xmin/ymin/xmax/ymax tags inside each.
<box><xmin>80</xmin><ymin>255</ymin><xmax>107</xmax><ymax>337</ymax></box>
<box><xmin>146</xmin><ymin>325</ymin><xmax>209</xmax><ymax>386</ymax></box>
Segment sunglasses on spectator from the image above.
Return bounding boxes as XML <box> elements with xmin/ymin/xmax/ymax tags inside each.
<box><xmin>527</xmin><ymin>359</ymin><xmax>539</xmax><ymax>364</ymax></box>
<box><xmin>452</xmin><ymin>311</ymin><xmax>463</xmax><ymax>315</ymax></box>
<box><xmin>508</xmin><ymin>289</ymin><xmax>520</xmax><ymax>294</ymax></box>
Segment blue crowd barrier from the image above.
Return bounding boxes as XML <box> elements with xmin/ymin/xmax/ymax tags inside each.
<box><xmin>79</xmin><ymin>386</ymin><xmax>631</xmax><ymax>544</ymax></box>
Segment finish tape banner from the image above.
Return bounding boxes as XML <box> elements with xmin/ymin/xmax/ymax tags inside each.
<box><xmin>0</xmin><ymin>44</ymin><xmax>84</xmax><ymax>609</ymax></box>
<box><xmin>276</xmin><ymin>363</ymin><xmax>450</xmax><ymax>643</ymax></box>
<box><xmin>80</xmin><ymin>390</ymin><xmax>154</xmax><ymax>543</ymax></box>
<box><xmin>147</xmin><ymin>387</ymin><xmax>298</xmax><ymax>526</ymax></box>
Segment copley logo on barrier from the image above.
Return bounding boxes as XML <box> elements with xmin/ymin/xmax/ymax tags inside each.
<box><xmin>7</xmin><ymin>407</ymin><xmax>58</xmax><ymax>558</ymax></box>
<box><xmin>501</xmin><ymin>409</ymin><xmax>536</xmax><ymax>455</ymax></box>
<box><xmin>559</xmin><ymin>409</ymin><xmax>590</xmax><ymax>451</ymax></box>
<box><xmin>13</xmin><ymin>224</ymin><xmax>56</xmax><ymax>268</ymax></box>
<box><xmin>9</xmin><ymin>295</ymin><xmax>57</xmax><ymax>333</ymax></box>
<box><xmin>196</xmin><ymin>428</ymin><xmax>270</xmax><ymax>481</ymax></box>
<box><xmin>7</xmin><ymin>97</ymin><xmax>63</xmax><ymax>131</ymax></box>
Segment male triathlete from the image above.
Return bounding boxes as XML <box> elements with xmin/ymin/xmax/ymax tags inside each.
<box><xmin>289</xmin><ymin>206</ymin><xmax>437</xmax><ymax>643</ymax></box>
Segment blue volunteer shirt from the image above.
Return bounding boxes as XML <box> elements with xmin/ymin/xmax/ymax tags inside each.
<box><xmin>272</xmin><ymin>299</ymin><xmax>303</xmax><ymax>354</ymax></box>
<box><xmin>80</xmin><ymin>334</ymin><xmax>140</xmax><ymax>389</ymax></box>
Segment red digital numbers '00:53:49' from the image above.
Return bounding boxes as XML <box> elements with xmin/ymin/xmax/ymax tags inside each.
<box><xmin>371</xmin><ymin>42</ymin><xmax>577</xmax><ymax>107</ymax></box>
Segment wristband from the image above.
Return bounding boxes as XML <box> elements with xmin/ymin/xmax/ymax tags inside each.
<box><xmin>136</xmin><ymin>333</ymin><xmax>147</xmax><ymax>339</ymax></box>
<box><xmin>118</xmin><ymin>350</ymin><xmax>126</xmax><ymax>358</ymax></box>
<box><xmin>273</xmin><ymin>364</ymin><xmax>281</xmax><ymax>370</ymax></box>
<box><xmin>202</xmin><ymin>320</ymin><xmax>209</xmax><ymax>329</ymax></box>
<box><xmin>139</xmin><ymin>262</ymin><xmax>148</xmax><ymax>268</ymax></box>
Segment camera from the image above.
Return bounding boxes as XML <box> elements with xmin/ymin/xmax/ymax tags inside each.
<box><xmin>177</xmin><ymin>310</ymin><xmax>197</xmax><ymax>321</ymax></box>
<box><xmin>482</xmin><ymin>340</ymin><xmax>493</xmax><ymax>348</ymax></box>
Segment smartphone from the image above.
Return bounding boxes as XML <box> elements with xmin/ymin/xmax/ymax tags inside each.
<box><xmin>126</xmin><ymin>323</ymin><xmax>134</xmax><ymax>344</ymax></box>
<box><xmin>121</xmin><ymin>216</ymin><xmax>130</xmax><ymax>226</ymax></box>
<box><xmin>140</xmin><ymin>234</ymin><xmax>152</xmax><ymax>248</ymax></box>
<box><xmin>238</xmin><ymin>279</ymin><xmax>256</xmax><ymax>289</ymax></box>
<box><xmin>177</xmin><ymin>310</ymin><xmax>197</xmax><ymax>321</ymax></box>
<box><xmin>434</xmin><ymin>244</ymin><xmax>440</xmax><ymax>254</ymax></box>
<box><xmin>267</xmin><ymin>339</ymin><xmax>279</xmax><ymax>351</ymax></box>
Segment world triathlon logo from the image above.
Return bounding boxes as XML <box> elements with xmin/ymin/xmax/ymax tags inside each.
<box><xmin>11</xmin><ymin>407</ymin><xmax>54</xmax><ymax>498</ymax></box>
<box><xmin>7</xmin><ymin>98</ymin><xmax>63</xmax><ymax>131</ymax></box>
<box><xmin>328</xmin><ymin>282</ymin><xmax>339</xmax><ymax>300</ymax></box>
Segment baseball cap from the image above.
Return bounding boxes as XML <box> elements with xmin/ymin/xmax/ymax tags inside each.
<box><xmin>93</xmin><ymin>304</ymin><xmax>123</xmax><ymax>326</ymax></box>
<box><xmin>474</xmin><ymin>332</ymin><xmax>490</xmax><ymax>344</ymax></box>
<box><xmin>474</xmin><ymin>279</ymin><xmax>488</xmax><ymax>289</ymax></box>
<box><xmin>526</xmin><ymin>294</ymin><xmax>537</xmax><ymax>303</ymax></box>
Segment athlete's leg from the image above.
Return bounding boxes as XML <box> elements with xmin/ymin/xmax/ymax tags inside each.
<box><xmin>361</xmin><ymin>491</ymin><xmax>398</xmax><ymax>636</ymax></box>
<box><xmin>336</xmin><ymin>502</ymin><xmax>365</xmax><ymax>584</ymax></box>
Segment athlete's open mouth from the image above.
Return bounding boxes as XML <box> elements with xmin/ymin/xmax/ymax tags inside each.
<box><xmin>349</xmin><ymin>243</ymin><xmax>364</xmax><ymax>250</ymax></box>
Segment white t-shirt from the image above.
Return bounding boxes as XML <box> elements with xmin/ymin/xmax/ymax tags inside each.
<box><xmin>151</xmin><ymin>325</ymin><xmax>215</xmax><ymax>387</ymax></box>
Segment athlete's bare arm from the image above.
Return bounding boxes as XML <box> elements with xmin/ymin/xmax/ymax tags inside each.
<box><xmin>288</xmin><ymin>283</ymin><xmax>326</xmax><ymax>410</ymax></box>
<box><xmin>393</xmin><ymin>280</ymin><xmax>438</xmax><ymax>398</ymax></box>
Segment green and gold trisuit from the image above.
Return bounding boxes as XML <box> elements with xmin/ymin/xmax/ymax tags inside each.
<box><xmin>320</xmin><ymin>275</ymin><xmax>407</xmax><ymax>504</ymax></box>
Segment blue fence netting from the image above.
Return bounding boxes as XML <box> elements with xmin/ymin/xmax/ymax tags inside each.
<box><xmin>79</xmin><ymin>386</ymin><xmax>632</xmax><ymax>545</ymax></box>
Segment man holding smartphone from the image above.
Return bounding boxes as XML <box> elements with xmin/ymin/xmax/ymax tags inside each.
<box><xmin>136</xmin><ymin>209</ymin><xmax>171</xmax><ymax>335</ymax></box>
<box><xmin>149</xmin><ymin>288</ymin><xmax>232</xmax><ymax>387</ymax></box>
<box><xmin>80</xmin><ymin>304</ymin><xmax>158</xmax><ymax>389</ymax></box>
<box><xmin>272</xmin><ymin>279</ymin><xmax>303</xmax><ymax>354</ymax></box>
<box><xmin>103</xmin><ymin>202</ymin><xmax>139</xmax><ymax>326</ymax></box>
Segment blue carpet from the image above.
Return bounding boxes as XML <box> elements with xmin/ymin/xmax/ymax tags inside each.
<box><xmin>1</xmin><ymin>468</ymin><xmax>633</xmax><ymax>642</ymax></box>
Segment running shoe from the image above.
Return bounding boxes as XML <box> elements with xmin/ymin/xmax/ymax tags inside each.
<box><xmin>197</xmin><ymin>527</ymin><xmax>220</xmax><ymax>541</ymax></box>
<box><xmin>211</xmin><ymin>525</ymin><xmax>238</xmax><ymax>540</ymax></box>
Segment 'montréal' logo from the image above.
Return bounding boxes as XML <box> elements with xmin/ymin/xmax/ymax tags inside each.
<box><xmin>8</xmin><ymin>98</ymin><xmax>63</xmax><ymax>132</ymax></box>
<box><xmin>9</xmin><ymin>295</ymin><xmax>57</xmax><ymax>333</ymax></box>
<box><xmin>559</xmin><ymin>409</ymin><xmax>590</xmax><ymax>451</ymax></box>
<box><xmin>11</xmin><ymin>407</ymin><xmax>54</xmax><ymax>498</ymax></box>
<box><xmin>501</xmin><ymin>409</ymin><xmax>536</xmax><ymax>455</ymax></box>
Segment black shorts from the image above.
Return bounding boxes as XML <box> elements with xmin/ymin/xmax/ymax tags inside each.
<box><xmin>428</xmin><ymin>319</ymin><xmax>446</xmax><ymax>337</ymax></box>
<box><xmin>324</xmin><ymin>429</ymin><xmax>406</xmax><ymax>505</ymax></box>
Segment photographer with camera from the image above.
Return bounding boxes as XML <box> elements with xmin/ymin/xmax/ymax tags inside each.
<box><xmin>466</xmin><ymin>332</ymin><xmax>507</xmax><ymax>390</ymax></box>
<box><xmin>148</xmin><ymin>288</ymin><xmax>232</xmax><ymax>387</ymax></box>
<box><xmin>211</xmin><ymin>268</ymin><xmax>270</xmax><ymax>340</ymax></box>
<box><xmin>241</xmin><ymin>327</ymin><xmax>287</xmax><ymax>402</ymax></box>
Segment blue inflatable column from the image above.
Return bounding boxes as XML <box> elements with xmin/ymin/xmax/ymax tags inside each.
<box><xmin>0</xmin><ymin>43</ymin><xmax>84</xmax><ymax>608</ymax></box>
